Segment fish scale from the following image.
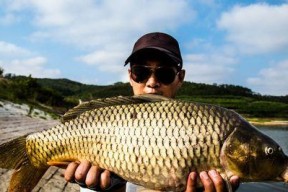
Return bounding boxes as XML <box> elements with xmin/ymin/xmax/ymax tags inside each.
<box><xmin>1</xmin><ymin>95</ymin><xmax>287</xmax><ymax>192</ymax></box>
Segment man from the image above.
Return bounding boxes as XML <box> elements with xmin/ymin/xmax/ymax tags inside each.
<box><xmin>64</xmin><ymin>32</ymin><xmax>240</xmax><ymax>191</ymax></box>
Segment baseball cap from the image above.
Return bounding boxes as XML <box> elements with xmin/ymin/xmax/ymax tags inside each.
<box><xmin>124</xmin><ymin>32</ymin><xmax>183</xmax><ymax>69</ymax></box>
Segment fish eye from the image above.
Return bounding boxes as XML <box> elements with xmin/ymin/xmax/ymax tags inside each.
<box><xmin>265</xmin><ymin>147</ymin><xmax>274</xmax><ymax>155</ymax></box>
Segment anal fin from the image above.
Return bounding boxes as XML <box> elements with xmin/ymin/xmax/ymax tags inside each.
<box><xmin>9</xmin><ymin>161</ymin><xmax>48</xmax><ymax>192</ymax></box>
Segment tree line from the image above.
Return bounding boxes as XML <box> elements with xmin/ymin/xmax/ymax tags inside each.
<box><xmin>0</xmin><ymin>69</ymin><xmax>287</xmax><ymax>118</ymax></box>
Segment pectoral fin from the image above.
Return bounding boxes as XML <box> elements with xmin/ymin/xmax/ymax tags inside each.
<box><xmin>47</xmin><ymin>160</ymin><xmax>79</xmax><ymax>169</ymax></box>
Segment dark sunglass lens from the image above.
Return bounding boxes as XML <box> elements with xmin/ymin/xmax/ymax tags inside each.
<box><xmin>131</xmin><ymin>66</ymin><xmax>151</xmax><ymax>83</ymax></box>
<box><xmin>156</xmin><ymin>68</ymin><xmax>177</xmax><ymax>85</ymax></box>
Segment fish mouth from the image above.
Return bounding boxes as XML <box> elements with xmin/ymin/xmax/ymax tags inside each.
<box><xmin>280</xmin><ymin>156</ymin><xmax>288</xmax><ymax>183</ymax></box>
<box><xmin>281</xmin><ymin>166</ymin><xmax>288</xmax><ymax>183</ymax></box>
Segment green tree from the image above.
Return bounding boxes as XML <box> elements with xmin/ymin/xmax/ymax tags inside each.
<box><xmin>0</xmin><ymin>66</ymin><xmax>3</xmax><ymax>77</ymax></box>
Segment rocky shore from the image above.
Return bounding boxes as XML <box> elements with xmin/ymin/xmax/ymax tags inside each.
<box><xmin>0</xmin><ymin>100</ymin><xmax>79</xmax><ymax>192</ymax></box>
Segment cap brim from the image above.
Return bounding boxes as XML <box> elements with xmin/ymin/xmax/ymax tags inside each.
<box><xmin>124</xmin><ymin>47</ymin><xmax>182</xmax><ymax>67</ymax></box>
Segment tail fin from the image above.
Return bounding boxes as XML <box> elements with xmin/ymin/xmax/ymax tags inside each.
<box><xmin>0</xmin><ymin>136</ymin><xmax>48</xmax><ymax>192</ymax></box>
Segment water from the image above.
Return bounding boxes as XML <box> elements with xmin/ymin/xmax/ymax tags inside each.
<box><xmin>237</xmin><ymin>125</ymin><xmax>288</xmax><ymax>192</ymax></box>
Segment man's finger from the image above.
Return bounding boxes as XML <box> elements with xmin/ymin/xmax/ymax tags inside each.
<box><xmin>85</xmin><ymin>166</ymin><xmax>102</xmax><ymax>188</ymax></box>
<box><xmin>185</xmin><ymin>172</ymin><xmax>197</xmax><ymax>192</ymax></box>
<box><xmin>208</xmin><ymin>170</ymin><xmax>224</xmax><ymax>192</ymax></box>
<box><xmin>230</xmin><ymin>175</ymin><xmax>240</xmax><ymax>191</ymax></box>
<box><xmin>75</xmin><ymin>160</ymin><xmax>92</xmax><ymax>182</ymax></box>
<box><xmin>64</xmin><ymin>162</ymin><xmax>79</xmax><ymax>182</ymax></box>
<box><xmin>100</xmin><ymin>170</ymin><xmax>111</xmax><ymax>189</ymax></box>
<box><xmin>199</xmin><ymin>171</ymin><xmax>214</xmax><ymax>192</ymax></box>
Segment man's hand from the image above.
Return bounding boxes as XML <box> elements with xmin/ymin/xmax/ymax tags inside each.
<box><xmin>64</xmin><ymin>162</ymin><xmax>239</xmax><ymax>192</ymax></box>
<box><xmin>185</xmin><ymin>171</ymin><xmax>240</xmax><ymax>192</ymax></box>
<box><xmin>64</xmin><ymin>160</ymin><xmax>111</xmax><ymax>189</ymax></box>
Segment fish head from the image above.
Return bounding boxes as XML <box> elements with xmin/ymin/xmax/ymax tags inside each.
<box><xmin>220</xmin><ymin>122</ymin><xmax>288</xmax><ymax>182</ymax></box>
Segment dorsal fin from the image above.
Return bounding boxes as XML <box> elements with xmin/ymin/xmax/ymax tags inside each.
<box><xmin>61</xmin><ymin>94</ymin><xmax>171</xmax><ymax>122</ymax></box>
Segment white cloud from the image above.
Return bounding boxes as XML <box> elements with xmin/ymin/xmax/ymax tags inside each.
<box><xmin>184</xmin><ymin>53</ymin><xmax>236</xmax><ymax>84</ymax></box>
<box><xmin>1</xmin><ymin>57</ymin><xmax>60</xmax><ymax>78</ymax></box>
<box><xmin>217</xmin><ymin>3</ymin><xmax>288</xmax><ymax>54</ymax></box>
<box><xmin>247</xmin><ymin>60</ymin><xmax>288</xmax><ymax>96</ymax></box>
<box><xmin>0</xmin><ymin>41</ymin><xmax>32</xmax><ymax>57</ymax></box>
<box><xmin>1</xmin><ymin>0</ymin><xmax>194</xmax><ymax>76</ymax></box>
<box><xmin>0</xmin><ymin>41</ymin><xmax>60</xmax><ymax>78</ymax></box>
<box><xmin>0</xmin><ymin>0</ymin><xmax>31</xmax><ymax>25</ymax></box>
<box><xmin>120</xmin><ymin>71</ymin><xmax>130</xmax><ymax>83</ymax></box>
<box><xmin>13</xmin><ymin>0</ymin><xmax>193</xmax><ymax>48</ymax></box>
<box><xmin>77</xmin><ymin>50</ymin><xmax>124</xmax><ymax>73</ymax></box>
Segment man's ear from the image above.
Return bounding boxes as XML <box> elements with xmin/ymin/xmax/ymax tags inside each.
<box><xmin>178</xmin><ymin>70</ymin><xmax>185</xmax><ymax>83</ymax></box>
<box><xmin>128</xmin><ymin>69</ymin><xmax>133</xmax><ymax>86</ymax></box>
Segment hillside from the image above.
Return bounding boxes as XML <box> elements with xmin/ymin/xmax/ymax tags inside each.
<box><xmin>36</xmin><ymin>78</ymin><xmax>133</xmax><ymax>99</ymax></box>
<box><xmin>1</xmin><ymin>75</ymin><xmax>287</xmax><ymax>119</ymax></box>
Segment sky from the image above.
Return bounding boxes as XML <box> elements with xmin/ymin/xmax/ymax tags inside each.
<box><xmin>0</xmin><ymin>0</ymin><xmax>287</xmax><ymax>96</ymax></box>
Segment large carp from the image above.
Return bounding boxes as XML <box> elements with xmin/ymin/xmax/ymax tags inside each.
<box><xmin>0</xmin><ymin>94</ymin><xmax>287</xmax><ymax>192</ymax></box>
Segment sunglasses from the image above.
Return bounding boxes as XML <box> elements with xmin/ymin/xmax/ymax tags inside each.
<box><xmin>131</xmin><ymin>65</ymin><xmax>179</xmax><ymax>85</ymax></box>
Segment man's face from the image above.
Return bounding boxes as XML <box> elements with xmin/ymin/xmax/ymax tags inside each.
<box><xmin>128</xmin><ymin>60</ymin><xmax>185</xmax><ymax>98</ymax></box>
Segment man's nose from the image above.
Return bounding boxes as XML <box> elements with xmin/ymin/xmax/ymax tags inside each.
<box><xmin>146</xmin><ymin>73</ymin><xmax>160</xmax><ymax>88</ymax></box>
